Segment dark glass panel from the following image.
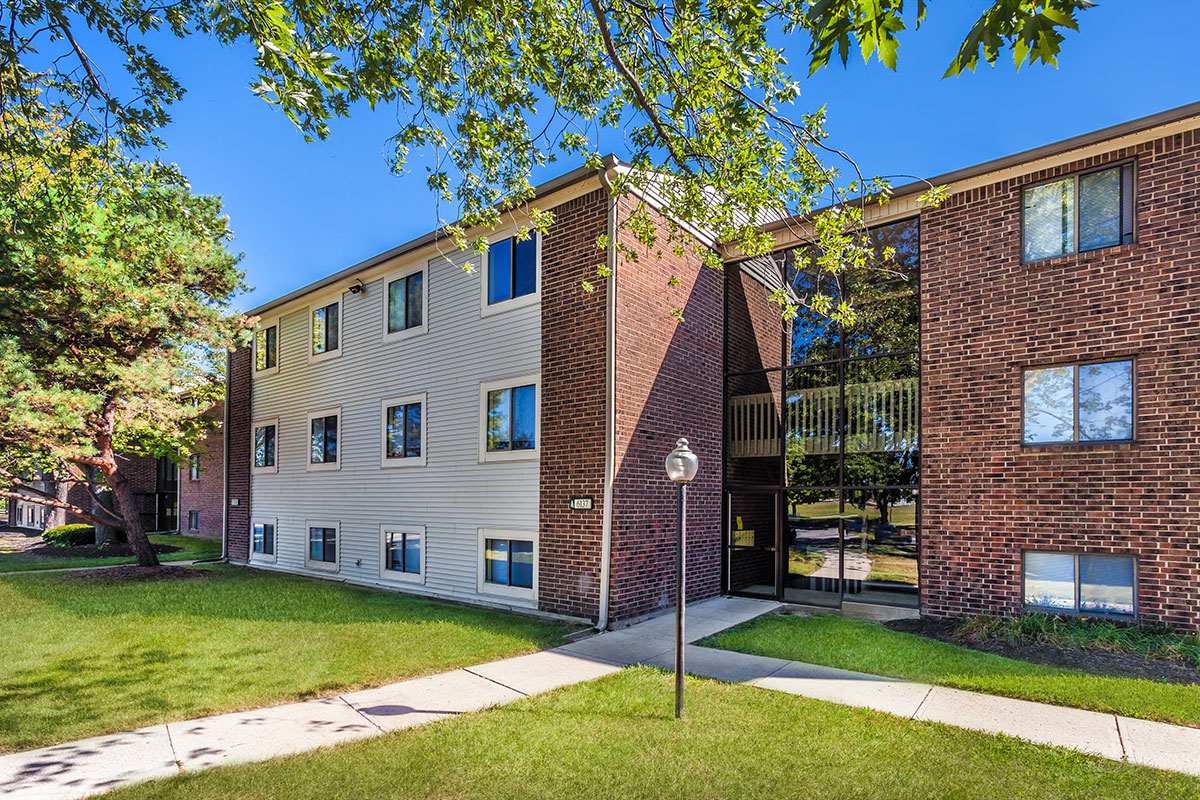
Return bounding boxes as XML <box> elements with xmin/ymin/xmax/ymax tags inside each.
<box><xmin>1079</xmin><ymin>167</ymin><xmax>1121</xmax><ymax>252</ymax></box>
<box><xmin>486</xmin><ymin>539</ymin><xmax>509</xmax><ymax>584</ymax></box>
<box><xmin>844</xmin><ymin>488</ymin><xmax>918</xmax><ymax>607</ymax></box>
<box><xmin>726</xmin><ymin>372</ymin><xmax>782</xmax><ymax>488</ymax></box>
<box><xmin>785</xmin><ymin>365</ymin><xmax>841</xmax><ymax>488</ymax></box>
<box><xmin>407</xmin><ymin>272</ymin><xmax>424</xmax><ymax>328</ymax></box>
<box><xmin>785</xmin><ymin>488</ymin><xmax>842</xmax><ymax>606</ymax></box>
<box><xmin>403</xmin><ymin>533</ymin><xmax>422</xmax><ymax>574</ymax></box>
<box><xmin>323</xmin><ymin>416</ymin><xmax>338</xmax><ymax>462</ymax></box>
<box><xmin>842</xmin><ymin>218</ymin><xmax>920</xmax><ymax>358</ymax></box>
<box><xmin>727</xmin><ymin>492</ymin><xmax>778</xmax><ymax>596</ymax></box>
<box><xmin>514</xmin><ymin>236</ymin><xmax>537</xmax><ymax>297</ymax></box>
<box><xmin>487</xmin><ymin>389</ymin><xmax>510</xmax><ymax>451</ymax></box>
<box><xmin>325</xmin><ymin>303</ymin><xmax>339</xmax><ymax>351</ymax></box>
<box><xmin>1079</xmin><ymin>360</ymin><xmax>1133</xmax><ymax>441</ymax></box>
<box><xmin>488</xmin><ymin>240</ymin><xmax>513</xmax><ymax>304</ymax></box>
<box><xmin>510</xmin><ymin>540</ymin><xmax>534</xmax><ymax>588</ymax></box>
<box><xmin>512</xmin><ymin>385</ymin><xmax>536</xmax><ymax>450</ymax></box>
<box><xmin>786</xmin><ymin>246</ymin><xmax>840</xmax><ymax>366</ymax></box>
<box><xmin>386</xmin><ymin>406</ymin><xmax>404</xmax><ymax>458</ymax></box>
<box><xmin>843</xmin><ymin>354</ymin><xmax>918</xmax><ymax>488</ymax></box>
<box><xmin>1079</xmin><ymin>554</ymin><xmax>1134</xmax><ymax>616</ymax></box>
<box><xmin>387</xmin><ymin>277</ymin><xmax>407</xmax><ymax>334</ymax></box>
<box><xmin>405</xmin><ymin>404</ymin><xmax>422</xmax><ymax>457</ymax></box>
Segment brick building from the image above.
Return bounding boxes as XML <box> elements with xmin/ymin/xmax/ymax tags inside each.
<box><xmin>225</xmin><ymin>102</ymin><xmax>1200</xmax><ymax>630</ymax></box>
<box><xmin>179</xmin><ymin>402</ymin><xmax>226</xmax><ymax>540</ymax></box>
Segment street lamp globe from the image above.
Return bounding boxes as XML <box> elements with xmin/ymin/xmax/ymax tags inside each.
<box><xmin>665</xmin><ymin>438</ymin><xmax>699</xmax><ymax>484</ymax></box>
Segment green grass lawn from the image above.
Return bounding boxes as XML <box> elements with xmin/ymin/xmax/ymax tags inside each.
<box><xmin>0</xmin><ymin>565</ymin><xmax>574</xmax><ymax>751</ymax></box>
<box><xmin>702</xmin><ymin>614</ymin><xmax>1200</xmax><ymax>728</ymax></box>
<box><xmin>102</xmin><ymin>668</ymin><xmax>1199</xmax><ymax>800</ymax></box>
<box><xmin>0</xmin><ymin>533</ymin><xmax>222</xmax><ymax>572</ymax></box>
<box><xmin>790</xmin><ymin>499</ymin><xmax>917</xmax><ymax>527</ymax></box>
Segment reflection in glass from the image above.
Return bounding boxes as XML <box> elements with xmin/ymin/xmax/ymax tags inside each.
<box><xmin>1023</xmin><ymin>366</ymin><xmax>1075</xmax><ymax>443</ymax></box>
<box><xmin>1079</xmin><ymin>361</ymin><xmax>1133</xmax><ymax>441</ymax></box>
<box><xmin>785</xmin><ymin>365</ymin><xmax>840</xmax><ymax>488</ymax></box>
<box><xmin>1024</xmin><ymin>178</ymin><xmax>1075</xmax><ymax>261</ymax></box>
<box><xmin>1024</xmin><ymin>552</ymin><xmax>1075</xmax><ymax>610</ymax></box>
<box><xmin>1079</xmin><ymin>555</ymin><xmax>1134</xmax><ymax>615</ymax></box>
<box><xmin>1079</xmin><ymin>167</ymin><xmax>1121</xmax><ymax>252</ymax></box>
<box><xmin>844</xmin><ymin>489</ymin><xmax>918</xmax><ymax>606</ymax></box>
<box><xmin>785</xmin><ymin>489</ymin><xmax>842</xmax><ymax>606</ymax></box>
<box><xmin>727</xmin><ymin>493</ymin><xmax>778</xmax><ymax>596</ymax></box>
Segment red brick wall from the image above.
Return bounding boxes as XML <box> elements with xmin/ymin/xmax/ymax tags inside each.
<box><xmin>920</xmin><ymin>128</ymin><xmax>1200</xmax><ymax>629</ymax></box>
<box><xmin>225</xmin><ymin>348</ymin><xmax>252</xmax><ymax>562</ymax></box>
<box><xmin>609</xmin><ymin>196</ymin><xmax>724</xmax><ymax>622</ymax></box>
<box><xmin>179</xmin><ymin>402</ymin><xmax>225</xmax><ymax>540</ymax></box>
<box><xmin>538</xmin><ymin>188</ymin><xmax>610</xmax><ymax>619</ymax></box>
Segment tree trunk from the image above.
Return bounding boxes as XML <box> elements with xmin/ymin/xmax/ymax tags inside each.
<box><xmin>108</xmin><ymin>467</ymin><xmax>159</xmax><ymax>567</ymax></box>
<box><xmin>87</xmin><ymin>465</ymin><xmax>118</xmax><ymax>546</ymax></box>
<box><xmin>47</xmin><ymin>479</ymin><xmax>69</xmax><ymax>529</ymax></box>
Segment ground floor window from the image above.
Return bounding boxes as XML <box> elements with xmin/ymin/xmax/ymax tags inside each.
<box><xmin>1023</xmin><ymin>551</ymin><xmax>1135</xmax><ymax>616</ymax></box>
<box><xmin>307</xmin><ymin>524</ymin><xmax>338</xmax><ymax>567</ymax></box>
<box><xmin>252</xmin><ymin>521</ymin><xmax>276</xmax><ymax>557</ymax></box>
<box><xmin>188</xmin><ymin>511</ymin><xmax>200</xmax><ymax>531</ymax></box>
<box><xmin>383</xmin><ymin>527</ymin><xmax>423</xmax><ymax>576</ymax></box>
<box><xmin>478</xmin><ymin>530</ymin><xmax>536</xmax><ymax>599</ymax></box>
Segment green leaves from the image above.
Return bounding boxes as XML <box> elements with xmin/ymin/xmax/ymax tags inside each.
<box><xmin>945</xmin><ymin>0</ymin><xmax>1095</xmax><ymax>77</ymax></box>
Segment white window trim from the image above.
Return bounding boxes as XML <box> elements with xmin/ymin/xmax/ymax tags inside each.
<box><xmin>380</xmin><ymin>393</ymin><xmax>427</xmax><ymax>468</ymax></box>
<box><xmin>305</xmin><ymin>518</ymin><xmax>341</xmax><ymax>572</ymax></box>
<box><xmin>477</xmin><ymin>528</ymin><xmax>538</xmax><ymax>601</ymax></box>
<box><xmin>250</xmin><ymin>516</ymin><xmax>278</xmax><ymax>564</ymax></box>
<box><xmin>381</xmin><ymin>262</ymin><xmax>429</xmax><ymax>344</ymax></box>
<box><xmin>480</xmin><ymin>231</ymin><xmax>541</xmax><ymax>318</ymax></box>
<box><xmin>187</xmin><ymin>510</ymin><xmax>200</xmax><ymax>532</ymax></box>
<box><xmin>379</xmin><ymin>524</ymin><xmax>426</xmax><ymax>585</ymax></box>
<box><xmin>307</xmin><ymin>407</ymin><xmax>343</xmax><ymax>472</ymax></box>
<box><xmin>478</xmin><ymin>373</ymin><xmax>540</xmax><ymax>463</ymax></box>
<box><xmin>250</xmin><ymin>417</ymin><xmax>279</xmax><ymax>475</ymax></box>
<box><xmin>254</xmin><ymin>317</ymin><xmax>280</xmax><ymax>376</ymax></box>
<box><xmin>308</xmin><ymin>291</ymin><xmax>345</xmax><ymax>364</ymax></box>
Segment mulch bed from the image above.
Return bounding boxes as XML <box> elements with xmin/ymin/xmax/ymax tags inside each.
<box><xmin>887</xmin><ymin>616</ymin><xmax>1200</xmax><ymax>685</ymax></box>
<box><xmin>66</xmin><ymin>565</ymin><xmax>210</xmax><ymax>582</ymax></box>
<box><xmin>26</xmin><ymin>541</ymin><xmax>183</xmax><ymax>559</ymax></box>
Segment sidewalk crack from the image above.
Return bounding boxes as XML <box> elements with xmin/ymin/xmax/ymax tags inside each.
<box><xmin>910</xmin><ymin>686</ymin><xmax>934</xmax><ymax>720</ymax></box>
<box><xmin>164</xmin><ymin>724</ymin><xmax>183</xmax><ymax>772</ymax></box>
<box><xmin>340</xmin><ymin>695</ymin><xmax>386</xmax><ymax>734</ymax></box>
<box><xmin>464</xmin><ymin>668</ymin><xmax>529</xmax><ymax>697</ymax></box>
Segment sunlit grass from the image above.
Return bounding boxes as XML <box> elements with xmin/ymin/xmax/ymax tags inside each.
<box><xmin>0</xmin><ymin>565</ymin><xmax>573</xmax><ymax>751</ymax></box>
<box><xmin>702</xmin><ymin>613</ymin><xmax>1200</xmax><ymax>727</ymax></box>
<box><xmin>104</xmin><ymin>668</ymin><xmax>1200</xmax><ymax>800</ymax></box>
<box><xmin>0</xmin><ymin>533</ymin><xmax>221</xmax><ymax>572</ymax></box>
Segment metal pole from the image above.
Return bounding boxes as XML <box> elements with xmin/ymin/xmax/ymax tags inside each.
<box><xmin>675</xmin><ymin>482</ymin><xmax>686</xmax><ymax>718</ymax></box>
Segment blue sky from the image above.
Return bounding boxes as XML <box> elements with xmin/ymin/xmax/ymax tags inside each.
<box><xmin>151</xmin><ymin>3</ymin><xmax>1196</xmax><ymax>309</ymax></box>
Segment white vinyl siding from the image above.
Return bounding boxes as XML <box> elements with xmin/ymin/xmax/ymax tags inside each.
<box><xmin>249</xmin><ymin>246</ymin><xmax>541</xmax><ymax>608</ymax></box>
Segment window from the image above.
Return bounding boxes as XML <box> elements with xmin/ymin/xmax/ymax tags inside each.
<box><xmin>384</xmin><ymin>267</ymin><xmax>426</xmax><ymax>341</ymax></box>
<box><xmin>252</xmin><ymin>520</ymin><xmax>276</xmax><ymax>558</ymax></box>
<box><xmin>187</xmin><ymin>511</ymin><xmax>199</xmax><ymax>531</ymax></box>
<box><xmin>188</xmin><ymin>454</ymin><xmax>200</xmax><ymax>481</ymax></box>
<box><xmin>480</xmin><ymin>375</ymin><xmax>539</xmax><ymax>462</ymax></box>
<box><xmin>310</xmin><ymin>298</ymin><xmax>341</xmax><ymax>359</ymax></box>
<box><xmin>485</xmin><ymin>234</ymin><xmax>538</xmax><ymax>309</ymax></box>
<box><xmin>255</xmin><ymin>323</ymin><xmax>278</xmax><ymax>372</ymax></box>
<box><xmin>1023</xmin><ymin>163</ymin><xmax>1135</xmax><ymax>262</ymax></box>
<box><xmin>252</xmin><ymin>420</ymin><xmax>278</xmax><ymax>474</ymax></box>
<box><xmin>1024</xmin><ymin>552</ymin><xmax>1135</xmax><ymax>616</ymax></box>
<box><xmin>307</xmin><ymin>523</ymin><xmax>338</xmax><ymax>568</ymax></box>
<box><xmin>381</xmin><ymin>395</ymin><xmax>425</xmax><ymax>467</ymax></box>
<box><xmin>1023</xmin><ymin>359</ymin><xmax>1134</xmax><ymax>444</ymax></box>
<box><xmin>308</xmin><ymin>409</ymin><xmax>341</xmax><ymax>471</ymax></box>
<box><xmin>382</xmin><ymin>526</ymin><xmax>423</xmax><ymax>580</ymax></box>
<box><xmin>478</xmin><ymin>529</ymin><xmax>537</xmax><ymax>599</ymax></box>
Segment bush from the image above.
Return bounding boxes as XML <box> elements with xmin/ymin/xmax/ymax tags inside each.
<box><xmin>42</xmin><ymin>524</ymin><xmax>96</xmax><ymax>548</ymax></box>
<box><xmin>957</xmin><ymin>613</ymin><xmax>1200</xmax><ymax>666</ymax></box>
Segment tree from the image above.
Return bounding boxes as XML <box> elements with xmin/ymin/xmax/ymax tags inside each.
<box><xmin>0</xmin><ymin>95</ymin><xmax>247</xmax><ymax>566</ymax></box>
<box><xmin>0</xmin><ymin>0</ymin><xmax>1092</xmax><ymax>317</ymax></box>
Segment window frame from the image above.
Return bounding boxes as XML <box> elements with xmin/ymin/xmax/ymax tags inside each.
<box><xmin>306</xmin><ymin>407</ymin><xmax>343</xmax><ymax>472</ymax></box>
<box><xmin>251</xmin><ymin>517</ymin><xmax>278</xmax><ymax>563</ymax></box>
<box><xmin>381</xmin><ymin>262</ymin><xmax>429</xmax><ymax>344</ymax></box>
<box><xmin>250</xmin><ymin>418</ymin><xmax>279</xmax><ymax>475</ymax></box>
<box><xmin>308</xmin><ymin>291</ymin><xmax>345</xmax><ymax>364</ymax></box>
<box><xmin>478</xmin><ymin>374</ymin><xmax>540</xmax><ymax>463</ymax></box>
<box><xmin>1021</xmin><ymin>161</ymin><xmax>1137</xmax><ymax>264</ymax></box>
<box><xmin>1020</xmin><ymin>357</ymin><xmax>1136</xmax><ymax>446</ymax></box>
<box><xmin>379</xmin><ymin>393</ymin><xmax>427</xmax><ymax>468</ymax></box>
<box><xmin>1021</xmin><ymin>550</ymin><xmax>1138</xmax><ymax>619</ymax></box>
<box><xmin>187</xmin><ymin>510</ymin><xmax>199</xmax><ymax>531</ymax></box>
<box><xmin>379</xmin><ymin>523</ymin><xmax>426</xmax><ymax>584</ymax></box>
<box><xmin>254</xmin><ymin>317</ymin><xmax>280</xmax><ymax>375</ymax></box>
<box><xmin>305</xmin><ymin>519</ymin><xmax>340</xmax><ymax>572</ymax></box>
<box><xmin>477</xmin><ymin>528</ymin><xmax>537</xmax><ymax>601</ymax></box>
<box><xmin>188</xmin><ymin>454</ymin><xmax>200</xmax><ymax>481</ymax></box>
<box><xmin>480</xmin><ymin>231</ymin><xmax>541</xmax><ymax>317</ymax></box>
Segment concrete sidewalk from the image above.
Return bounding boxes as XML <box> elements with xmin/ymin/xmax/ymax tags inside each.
<box><xmin>4</xmin><ymin>597</ymin><xmax>1200</xmax><ymax>799</ymax></box>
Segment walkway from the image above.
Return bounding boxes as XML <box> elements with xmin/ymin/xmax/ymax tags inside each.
<box><xmin>3</xmin><ymin>597</ymin><xmax>1199</xmax><ymax>799</ymax></box>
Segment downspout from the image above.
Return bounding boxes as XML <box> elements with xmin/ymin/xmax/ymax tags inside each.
<box><xmin>596</xmin><ymin>162</ymin><xmax>619</xmax><ymax>631</ymax></box>
<box><xmin>220</xmin><ymin>349</ymin><xmax>231</xmax><ymax>562</ymax></box>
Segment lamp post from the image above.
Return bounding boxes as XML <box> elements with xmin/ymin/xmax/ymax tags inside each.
<box><xmin>664</xmin><ymin>437</ymin><xmax>699</xmax><ymax>719</ymax></box>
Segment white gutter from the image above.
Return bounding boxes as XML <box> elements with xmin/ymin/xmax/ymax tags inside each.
<box><xmin>595</xmin><ymin>165</ymin><xmax>619</xmax><ymax>631</ymax></box>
